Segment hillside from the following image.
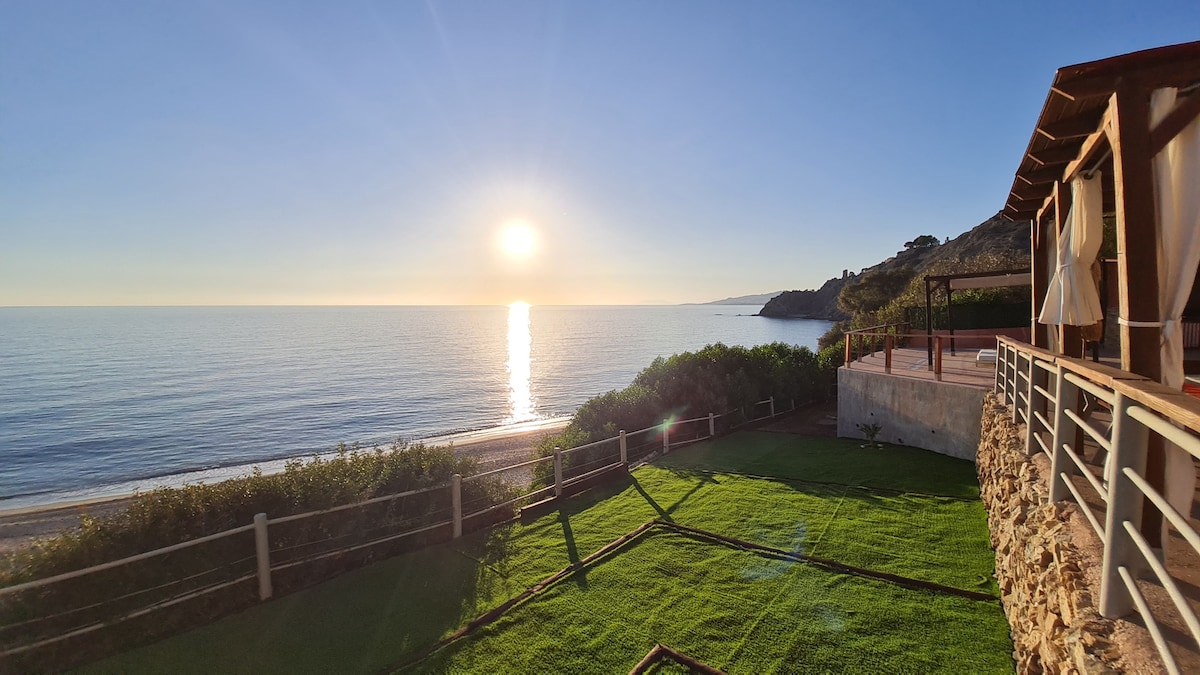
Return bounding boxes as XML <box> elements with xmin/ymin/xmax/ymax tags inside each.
<box><xmin>691</xmin><ymin>292</ymin><xmax>786</xmax><ymax>306</ymax></box>
<box><xmin>759</xmin><ymin>214</ymin><xmax>1029</xmax><ymax>319</ymax></box>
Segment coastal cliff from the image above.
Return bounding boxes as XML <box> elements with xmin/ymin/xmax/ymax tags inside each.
<box><xmin>759</xmin><ymin>214</ymin><xmax>1030</xmax><ymax>319</ymax></box>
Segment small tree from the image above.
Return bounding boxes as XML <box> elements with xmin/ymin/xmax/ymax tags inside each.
<box><xmin>903</xmin><ymin>234</ymin><xmax>940</xmax><ymax>250</ymax></box>
<box><xmin>837</xmin><ymin>267</ymin><xmax>915</xmax><ymax>320</ymax></box>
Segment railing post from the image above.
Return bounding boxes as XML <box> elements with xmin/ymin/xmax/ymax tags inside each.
<box><xmin>844</xmin><ymin>336</ymin><xmax>852</xmax><ymax>368</ymax></box>
<box><xmin>708</xmin><ymin>413</ymin><xmax>715</xmax><ymax>437</ymax></box>
<box><xmin>934</xmin><ymin>336</ymin><xmax>943</xmax><ymax>381</ymax></box>
<box><xmin>1023</xmin><ymin>356</ymin><xmax>1038</xmax><ymax>450</ymax></box>
<box><xmin>993</xmin><ymin>341</ymin><xmax>1004</xmax><ymax>394</ymax></box>
<box><xmin>452</xmin><ymin>473</ymin><xmax>462</xmax><ymax>538</ymax></box>
<box><xmin>619</xmin><ymin>430</ymin><xmax>627</xmax><ymax>464</ymax></box>
<box><xmin>1048</xmin><ymin>366</ymin><xmax>1077</xmax><ymax>498</ymax></box>
<box><xmin>769</xmin><ymin>397</ymin><xmax>775</xmax><ymax>418</ymax></box>
<box><xmin>662</xmin><ymin>419</ymin><xmax>670</xmax><ymax>453</ymax></box>
<box><xmin>254</xmin><ymin>513</ymin><xmax>272</xmax><ymax>601</ymax></box>
<box><xmin>1012</xmin><ymin>354</ymin><xmax>1024</xmax><ymax>424</ymax></box>
<box><xmin>884</xmin><ymin>334</ymin><xmax>893</xmax><ymax>374</ymax></box>
<box><xmin>553</xmin><ymin>448</ymin><xmax>563</xmax><ymax>498</ymax></box>
<box><xmin>1101</xmin><ymin>393</ymin><xmax>1149</xmax><ymax>618</ymax></box>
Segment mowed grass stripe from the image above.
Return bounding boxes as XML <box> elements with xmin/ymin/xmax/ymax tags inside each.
<box><xmin>80</xmin><ymin>434</ymin><xmax>1008</xmax><ymax>674</ymax></box>
<box><xmin>411</xmin><ymin>530</ymin><xmax>1012</xmax><ymax>674</ymax></box>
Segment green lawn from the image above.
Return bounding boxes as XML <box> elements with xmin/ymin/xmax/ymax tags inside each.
<box><xmin>80</xmin><ymin>432</ymin><xmax>1012</xmax><ymax>674</ymax></box>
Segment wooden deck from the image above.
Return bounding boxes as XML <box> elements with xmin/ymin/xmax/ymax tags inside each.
<box><xmin>842</xmin><ymin>346</ymin><xmax>996</xmax><ymax>389</ymax></box>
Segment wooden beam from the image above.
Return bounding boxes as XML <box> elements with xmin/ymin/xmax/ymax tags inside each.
<box><xmin>1062</xmin><ymin>112</ymin><xmax>1113</xmax><ymax>183</ymax></box>
<box><xmin>1110</xmin><ymin>81</ymin><xmax>1166</xmax><ymax>547</ymax></box>
<box><xmin>1008</xmin><ymin>197</ymin><xmax>1047</xmax><ymax>213</ymax></box>
<box><xmin>1016</xmin><ymin>166</ymin><xmax>1065</xmax><ymax>186</ymax></box>
<box><xmin>1028</xmin><ymin>145</ymin><xmax>1084</xmax><ymax>166</ymax></box>
<box><xmin>1031</xmin><ymin>209</ymin><xmax>1051</xmax><ymax>348</ymax></box>
<box><xmin>1036</xmin><ymin>191</ymin><xmax>1056</xmax><ymax>225</ymax></box>
<box><xmin>1149</xmin><ymin>91</ymin><xmax>1200</xmax><ymax>156</ymax></box>
<box><xmin>1037</xmin><ymin>110</ymin><xmax>1105</xmax><ymax>141</ymax></box>
<box><xmin>1054</xmin><ymin>59</ymin><xmax>1200</xmax><ymax>101</ymax></box>
<box><xmin>1011</xmin><ymin>184</ymin><xmax>1051</xmax><ymax>202</ymax></box>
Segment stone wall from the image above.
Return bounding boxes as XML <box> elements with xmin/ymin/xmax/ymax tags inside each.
<box><xmin>977</xmin><ymin>393</ymin><xmax>1127</xmax><ymax>674</ymax></box>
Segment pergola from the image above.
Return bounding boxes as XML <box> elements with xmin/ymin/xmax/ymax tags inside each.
<box><xmin>1005</xmin><ymin>40</ymin><xmax>1200</xmax><ymax>372</ymax></box>
<box><xmin>922</xmin><ymin>268</ymin><xmax>1030</xmax><ymax>362</ymax></box>
<box><xmin>1003</xmin><ymin>41</ymin><xmax>1200</xmax><ymax>548</ymax></box>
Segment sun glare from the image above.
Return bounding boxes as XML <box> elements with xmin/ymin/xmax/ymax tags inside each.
<box><xmin>499</xmin><ymin>221</ymin><xmax>537</xmax><ymax>258</ymax></box>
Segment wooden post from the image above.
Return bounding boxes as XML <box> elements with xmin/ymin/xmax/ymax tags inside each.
<box><xmin>662</xmin><ymin>419</ymin><xmax>670</xmax><ymax>453</ymax></box>
<box><xmin>885</xmin><ymin>334</ymin><xmax>893</xmax><ymax>374</ymax></box>
<box><xmin>254</xmin><ymin>513</ymin><xmax>272</xmax><ymax>601</ymax></box>
<box><xmin>619</xmin><ymin>430</ymin><xmax>627</xmax><ymax>464</ymax></box>
<box><xmin>451</xmin><ymin>474</ymin><xmax>462</xmax><ymax>538</ymax></box>
<box><xmin>933</xmin><ymin>335</ymin><xmax>943</xmax><ymax>381</ymax></box>
<box><xmin>708</xmin><ymin>413</ymin><xmax>715</xmax><ymax>438</ymax></box>
<box><xmin>925</xmin><ymin>276</ymin><xmax>935</xmax><ymax>366</ymax></box>
<box><xmin>1110</xmin><ymin>82</ymin><xmax>1165</xmax><ymax>546</ymax></box>
<box><xmin>553</xmin><ymin>448</ymin><xmax>563</xmax><ymax>497</ymax></box>
<box><xmin>1032</xmin><ymin>215</ymin><xmax>1051</xmax><ymax>348</ymax></box>
<box><xmin>844</xmin><ymin>336</ymin><xmax>852</xmax><ymax>367</ymax></box>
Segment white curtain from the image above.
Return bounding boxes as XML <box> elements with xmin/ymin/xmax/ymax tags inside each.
<box><xmin>1149</xmin><ymin>87</ymin><xmax>1200</xmax><ymax>546</ymax></box>
<box><xmin>1038</xmin><ymin>173</ymin><xmax>1105</xmax><ymax>327</ymax></box>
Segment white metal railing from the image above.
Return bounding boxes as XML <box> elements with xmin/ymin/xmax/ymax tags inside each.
<box><xmin>994</xmin><ymin>337</ymin><xmax>1200</xmax><ymax>673</ymax></box>
<box><xmin>0</xmin><ymin>396</ymin><xmax>792</xmax><ymax>659</ymax></box>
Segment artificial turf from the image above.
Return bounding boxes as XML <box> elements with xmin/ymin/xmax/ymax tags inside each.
<box><xmin>79</xmin><ymin>432</ymin><xmax>1012</xmax><ymax>674</ymax></box>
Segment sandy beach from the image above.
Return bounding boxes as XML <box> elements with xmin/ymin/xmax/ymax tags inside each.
<box><xmin>0</xmin><ymin>420</ymin><xmax>569</xmax><ymax>556</ymax></box>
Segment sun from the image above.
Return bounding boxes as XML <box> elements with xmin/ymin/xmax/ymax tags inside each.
<box><xmin>499</xmin><ymin>221</ymin><xmax>537</xmax><ymax>258</ymax></box>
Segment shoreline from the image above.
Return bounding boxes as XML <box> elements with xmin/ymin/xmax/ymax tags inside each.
<box><xmin>0</xmin><ymin>419</ymin><xmax>569</xmax><ymax>555</ymax></box>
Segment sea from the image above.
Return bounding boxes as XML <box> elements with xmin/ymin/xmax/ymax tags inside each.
<box><xmin>0</xmin><ymin>305</ymin><xmax>830</xmax><ymax>510</ymax></box>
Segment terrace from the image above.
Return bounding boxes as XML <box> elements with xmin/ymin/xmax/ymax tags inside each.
<box><xmin>76</xmin><ymin>428</ymin><xmax>1011</xmax><ymax>674</ymax></box>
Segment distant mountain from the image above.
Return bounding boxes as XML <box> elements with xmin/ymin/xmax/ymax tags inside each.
<box><xmin>691</xmin><ymin>292</ymin><xmax>786</xmax><ymax>306</ymax></box>
<box><xmin>759</xmin><ymin>214</ymin><xmax>1030</xmax><ymax>320</ymax></box>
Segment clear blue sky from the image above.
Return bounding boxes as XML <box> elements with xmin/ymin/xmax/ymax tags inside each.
<box><xmin>3</xmin><ymin>1</ymin><xmax>1198</xmax><ymax>305</ymax></box>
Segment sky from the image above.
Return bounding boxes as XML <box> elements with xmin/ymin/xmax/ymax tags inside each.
<box><xmin>2</xmin><ymin>1</ymin><xmax>1198</xmax><ymax>306</ymax></box>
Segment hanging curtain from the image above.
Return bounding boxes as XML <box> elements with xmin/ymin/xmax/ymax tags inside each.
<box><xmin>1152</xmin><ymin>87</ymin><xmax>1200</xmax><ymax>391</ymax></box>
<box><xmin>1149</xmin><ymin>87</ymin><xmax>1200</xmax><ymax>546</ymax></box>
<box><xmin>1038</xmin><ymin>173</ymin><xmax>1105</xmax><ymax>326</ymax></box>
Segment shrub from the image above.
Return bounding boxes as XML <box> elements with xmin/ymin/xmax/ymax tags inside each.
<box><xmin>536</xmin><ymin>342</ymin><xmax>838</xmax><ymax>470</ymax></box>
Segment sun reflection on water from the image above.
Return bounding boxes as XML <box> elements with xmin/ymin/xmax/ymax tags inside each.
<box><xmin>506</xmin><ymin>302</ymin><xmax>536</xmax><ymax>423</ymax></box>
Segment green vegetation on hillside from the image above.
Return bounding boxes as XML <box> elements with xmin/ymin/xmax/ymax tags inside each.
<box><xmin>536</xmin><ymin>342</ymin><xmax>838</xmax><ymax>456</ymax></box>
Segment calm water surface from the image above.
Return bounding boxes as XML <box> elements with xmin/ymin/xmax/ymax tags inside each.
<box><xmin>0</xmin><ymin>306</ymin><xmax>830</xmax><ymax>508</ymax></box>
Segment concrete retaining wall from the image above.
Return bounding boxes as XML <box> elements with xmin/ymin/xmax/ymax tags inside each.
<box><xmin>837</xmin><ymin>367</ymin><xmax>985</xmax><ymax>461</ymax></box>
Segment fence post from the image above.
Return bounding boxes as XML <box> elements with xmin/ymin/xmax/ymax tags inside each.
<box><xmin>619</xmin><ymin>430</ymin><xmax>627</xmax><ymax>464</ymax></box>
<box><xmin>844</xmin><ymin>337</ymin><xmax>852</xmax><ymax>368</ymax></box>
<box><xmin>769</xmin><ymin>397</ymin><xmax>775</xmax><ymax>418</ymax></box>
<box><xmin>993</xmin><ymin>341</ymin><xmax>1004</xmax><ymax>394</ymax></box>
<box><xmin>934</xmin><ymin>336</ymin><xmax>943</xmax><ymax>382</ymax></box>
<box><xmin>885</xmin><ymin>334</ymin><xmax>893</xmax><ymax>374</ymax></box>
<box><xmin>662</xmin><ymin>419</ymin><xmax>670</xmax><ymax>453</ymax></box>
<box><xmin>1101</xmin><ymin>392</ymin><xmax>1149</xmax><ymax>618</ymax></box>
<box><xmin>254</xmin><ymin>513</ymin><xmax>272</xmax><ymax>601</ymax></box>
<box><xmin>452</xmin><ymin>473</ymin><xmax>463</xmax><ymax>538</ymax></box>
<box><xmin>553</xmin><ymin>448</ymin><xmax>563</xmax><ymax>498</ymax></box>
<box><xmin>708</xmin><ymin>412</ymin><xmax>715</xmax><ymax>437</ymax></box>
